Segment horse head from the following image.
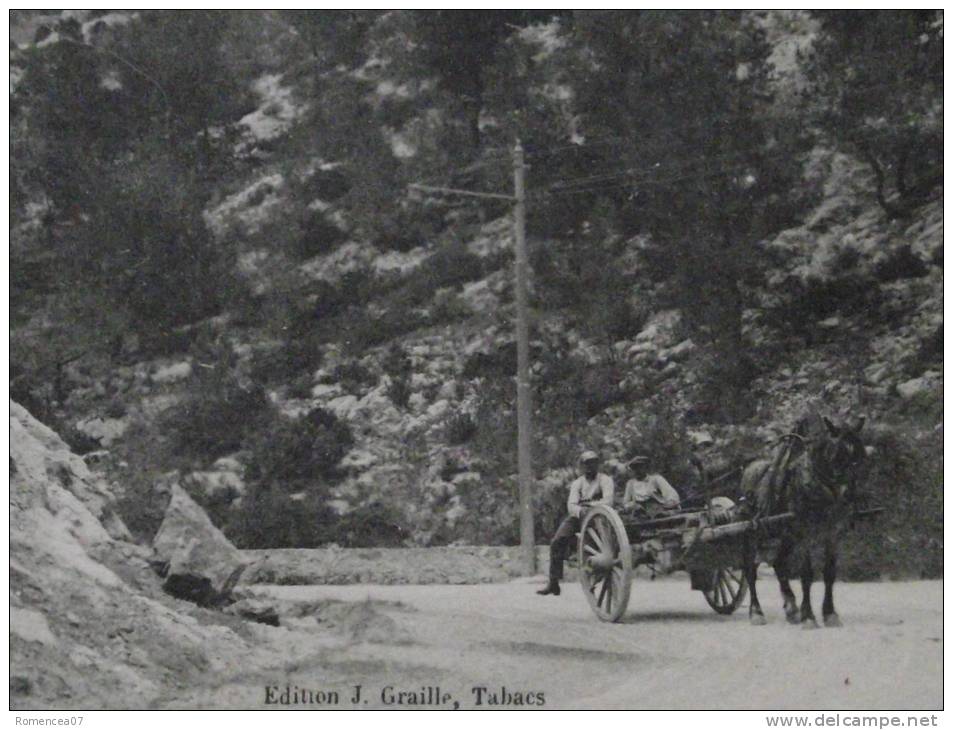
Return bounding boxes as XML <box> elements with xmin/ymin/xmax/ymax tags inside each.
<box><xmin>807</xmin><ymin>414</ymin><xmax>868</xmax><ymax>504</ymax></box>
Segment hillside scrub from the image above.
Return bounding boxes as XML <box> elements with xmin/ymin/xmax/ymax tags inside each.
<box><xmin>9</xmin><ymin>11</ymin><xmax>942</xmax><ymax>567</ymax></box>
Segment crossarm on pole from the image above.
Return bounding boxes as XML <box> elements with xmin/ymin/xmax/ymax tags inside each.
<box><xmin>408</xmin><ymin>183</ymin><xmax>516</xmax><ymax>202</ymax></box>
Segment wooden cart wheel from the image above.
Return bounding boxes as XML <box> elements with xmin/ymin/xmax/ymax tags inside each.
<box><xmin>703</xmin><ymin>566</ymin><xmax>748</xmax><ymax>615</ymax></box>
<box><xmin>578</xmin><ymin>505</ymin><xmax>632</xmax><ymax>623</ymax></box>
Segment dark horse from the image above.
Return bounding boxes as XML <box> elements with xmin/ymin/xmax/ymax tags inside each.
<box><xmin>741</xmin><ymin>413</ymin><xmax>867</xmax><ymax>628</ymax></box>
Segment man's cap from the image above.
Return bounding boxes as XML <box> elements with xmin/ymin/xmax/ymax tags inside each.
<box><xmin>579</xmin><ymin>450</ymin><xmax>599</xmax><ymax>463</ymax></box>
<box><xmin>628</xmin><ymin>455</ymin><xmax>650</xmax><ymax>469</ymax></box>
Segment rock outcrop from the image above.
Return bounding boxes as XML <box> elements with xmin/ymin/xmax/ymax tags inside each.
<box><xmin>10</xmin><ymin>402</ymin><xmax>254</xmax><ymax>709</ymax></box>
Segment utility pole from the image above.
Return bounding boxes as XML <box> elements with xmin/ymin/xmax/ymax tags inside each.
<box><xmin>512</xmin><ymin>141</ymin><xmax>536</xmax><ymax>575</ymax></box>
<box><xmin>407</xmin><ymin>138</ymin><xmax>537</xmax><ymax>576</ymax></box>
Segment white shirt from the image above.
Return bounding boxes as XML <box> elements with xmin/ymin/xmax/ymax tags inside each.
<box><xmin>623</xmin><ymin>473</ymin><xmax>680</xmax><ymax>510</ymax></box>
<box><xmin>567</xmin><ymin>473</ymin><xmax>615</xmax><ymax>518</ymax></box>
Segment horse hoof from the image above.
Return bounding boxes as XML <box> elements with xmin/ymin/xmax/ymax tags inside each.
<box><xmin>786</xmin><ymin>612</ymin><xmax>801</xmax><ymax>625</ymax></box>
<box><xmin>750</xmin><ymin>613</ymin><xmax>767</xmax><ymax>626</ymax></box>
<box><xmin>824</xmin><ymin>614</ymin><xmax>843</xmax><ymax>628</ymax></box>
<box><xmin>801</xmin><ymin>618</ymin><xmax>820</xmax><ymax>630</ymax></box>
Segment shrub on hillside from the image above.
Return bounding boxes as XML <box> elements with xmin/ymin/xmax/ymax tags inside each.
<box><xmin>839</xmin><ymin>419</ymin><xmax>942</xmax><ymax>580</ymax></box>
<box><xmin>293</xmin><ymin>210</ymin><xmax>348</xmax><ymax>260</ymax></box>
<box><xmin>249</xmin><ymin>338</ymin><xmax>323</xmax><ymax>385</ymax></box>
<box><xmin>382</xmin><ymin>344</ymin><xmax>413</xmax><ymax>409</ymax></box>
<box><xmin>444</xmin><ymin>411</ymin><xmax>477</xmax><ymax>445</ymax></box>
<box><xmin>765</xmin><ymin>272</ymin><xmax>883</xmax><ymax>344</ymax></box>
<box><xmin>334</xmin><ymin>305</ymin><xmax>426</xmax><ymax>355</ymax></box>
<box><xmin>331</xmin><ymin>502</ymin><xmax>408</xmax><ymax>547</ymax></box>
<box><xmin>226</xmin><ymin>489</ymin><xmax>338</xmax><ymax>549</ymax></box>
<box><xmin>387</xmin><ymin>378</ymin><xmax>412</xmax><ymax>409</ymax></box>
<box><xmin>429</xmin><ymin>288</ymin><xmax>471</xmax><ymax>324</ymax></box>
<box><xmin>244</xmin><ymin>408</ymin><xmax>354</xmax><ymax>487</ymax></box>
<box><xmin>332</xmin><ymin>360</ymin><xmax>379</xmax><ymax>395</ymax></box>
<box><xmin>165</xmin><ymin>363</ymin><xmax>269</xmax><ymax>462</ymax></box>
<box><xmin>399</xmin><ymin>245</ymin><xmax>485</xmax><ymax>307</ymax></box>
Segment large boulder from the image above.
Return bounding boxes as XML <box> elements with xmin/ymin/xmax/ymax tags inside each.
<box><xmin>152</xmin><ymin>484</ymin><xmax>249</xmax><ymax>606</ymax></box>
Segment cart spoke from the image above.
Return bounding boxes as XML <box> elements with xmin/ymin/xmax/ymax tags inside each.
<box><xmin>718</xmin><ymin>575</ymin><xmax>730</xmax><ymax>606</ymax></box>
<box><xmin>597</xmin><ymin>575</ymin><xmax>609</xmax><ymax>607</ymax></box>
<box><xmin>725</xmin><ymin>569</ymin><xmax>741</xmax><ymax>592</ymax></box>
<box><xmin>584</xmin><ymin>543</ymin><xmax>600</xmax><ymax>556</ymax></box>
<box><xmin>586</xmin><ymin>527</ymin><xmax>604</xmax><ymax>551</ymax></box>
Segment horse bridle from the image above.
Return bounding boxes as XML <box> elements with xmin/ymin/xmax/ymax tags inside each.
<box><xmin>773</xmin><ymin>430</ymin><xmax>861</xmax><ymax>503</ymax></box>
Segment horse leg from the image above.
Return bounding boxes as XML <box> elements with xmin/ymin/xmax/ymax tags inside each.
<box><xmin>822</xmin><ymin>539</ymin><xmax>842</xmax><ymax>627</ymax></box>
<box><xmin>744</xmin><ymin>535</ymin><xmax>766</xmax><ymax>625</ymax></box>
<box><xmin>774</xmin><ymin>539</ymin><xmax>800</xmax><ymax>624</ymax></box>
<box><xmin>799</xmin><ymin>551</ymin><xmax>819</xmax><ymax>629</ymax></box>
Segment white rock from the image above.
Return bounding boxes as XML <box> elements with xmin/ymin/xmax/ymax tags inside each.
<box><xmin>212</xmin><ymin>456</ymin><xmax>243</xmax><ymax>474</ymax></box>
<box><xmin>75</xmin><ymin>417</ymin><xmax>128</xmax><ymax>447</ymax></box>
<box><xmin>437</xmin><ymin>380</ymin><xmax>458</xmax><ymax>402</ymax></box>
<box><xmin>659</xmin><ymin>338</ymin><xmax>695</xmax><ymax>363</ymax></box>
<box><xmin>311</xmin><ymin>383</ymin><xmax>343</xmax><ymax>399</ymax></box>
<box><xmin>11</xmin><ymin>607</ymin><xmax>57</xmax><ymax>646</ymax></box>
<box><xmin>426</xmin><ymin>400</ymin><xmax>451</xmax><ymax>420</ymax></box>
<box><xmin>372</xmin><ymin>247</ymin><xmax>428</xmax><ymax>274</ymax></box>
<box><xmin>627</xmin><ymin>341</ymin><xmax>656</xmax><ymax>358</ymax></box>
<box><xmin>151</xmin><ymin>361</ymin><xmax>193</xmax><ymax>384</ymax></box>
<box><xmin>451</xmin><ymin>471</ymin><xmax>482</xmax><ymax>487</ymax></box>
<box><xmin>327</xmin><ymin>394</ymin><xmax>359</xmax><ymax>419</ymax></box>
<box><xmin>688</xmin><ymin>430</ymin><xmax>715</xmax><ymax>447</ymax></box>
<box><xmin>182</xmin><ymin>471</ymin><xmax>245</xmax><ymax>501</ymax></box>
<box><xmin>461</xmin><ymin>278</ymin><xmax>499</xmax><ymax>312</ymax></box>
<box><xmin>897</xmin><ymin>373</ymin><xmax>940</xmax><ymax>400</ymax></box>
<box><xmin>340</xmin><ymin>449</ymin><xmax>377</xmax><ymax>471</ymax></box>
<box><xmin>327</xmin><ymin>499</ymin><xmax>350</xmax><ymax>515</ymax></box>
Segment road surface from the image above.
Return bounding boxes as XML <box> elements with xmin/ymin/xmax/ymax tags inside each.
<box><xmin>163</xmin><ymin>575</ymin><xmax>942</xmax><ymax>710</ymax></box>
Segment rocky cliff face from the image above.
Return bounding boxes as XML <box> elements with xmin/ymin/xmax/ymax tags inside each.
<box><xmin>10</xmin><ymin>402</ymin><xmax>256</xmax><ymax>708</ymax></box>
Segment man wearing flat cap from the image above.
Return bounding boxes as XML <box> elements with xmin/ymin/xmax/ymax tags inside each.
<box><xmin>537</xmin><ymin>450</ymin><xmax>615</xmax><ymax>596</ymax></box>
<box><xmin>622</xmin><ymin>455</ymin><xmax>681</xmax><ymax>518</ymax></box>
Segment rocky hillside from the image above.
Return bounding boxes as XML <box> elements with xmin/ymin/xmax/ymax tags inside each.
<box><xmin>11</xmin><ymin>401</ymin><xmax>241</xmax><ymax>707</ymax></box>
<box><xmin>11</xmin><ymin>401</ymin><xmax>426</xmax><ymax>709</ymax></box>
<box><xmin>10</xmin><ymin>11</ymin><xmax>941</xmax><ymax>574</ymax></box>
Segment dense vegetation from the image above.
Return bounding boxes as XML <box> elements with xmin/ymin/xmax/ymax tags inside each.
<box><xmin>10</xmin><ymin>11</ymin><xmax>942</xmax><ymax>573</ymax></box>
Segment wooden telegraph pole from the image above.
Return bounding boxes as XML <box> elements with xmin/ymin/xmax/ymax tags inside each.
<box><xmin>512</xmin><ymin>141</ymin><xmax>535</xmax><ymax>575</ymax></box>
<box><xmin>408</xmin><ymin>139</ymin><xmax>536</xmax><ymax>576</ymax></box>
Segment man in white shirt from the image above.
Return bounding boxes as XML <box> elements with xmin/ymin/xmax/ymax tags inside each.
<box><xmin>622</xmin><ymin>455</ymin><xmax>681</xmax><ymax>518</ymax></box>
<box><xmin>537</xmin><ymin>450</ymin><xmax>615</xmax><ymax>596</ymax></box>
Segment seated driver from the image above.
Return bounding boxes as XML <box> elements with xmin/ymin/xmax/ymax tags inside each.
<box><xmin>622</xmin><ymin>455</ymin><xmax>681</xmax><ymax>518</ymax></box>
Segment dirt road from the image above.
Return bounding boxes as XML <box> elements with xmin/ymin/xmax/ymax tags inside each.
<box><xmin>163</xmin><ymin>576</ymin><xmax>941</xmax><ymax>710</ymax></box>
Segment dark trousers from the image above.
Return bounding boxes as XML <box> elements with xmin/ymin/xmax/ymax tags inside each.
<box><xmin>548</xmin><ymin>515</ymin><xmax>580</xmax><ymax>581</ymax></box>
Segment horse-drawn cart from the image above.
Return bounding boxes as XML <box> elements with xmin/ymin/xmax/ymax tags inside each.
<box><xmin>575</xmin><ymin>501</ymin><xmax>882</xmax><ymax>622</ymax></box>
<box><xmin>574</xmin><ymin>502</ymin><xmax>776</xmax><ymax>622</ymax></box>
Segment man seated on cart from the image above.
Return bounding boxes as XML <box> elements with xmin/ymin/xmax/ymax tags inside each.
<box><xmin>621</xmin><ymin>455</ymin><xmax>681</xmax><ymax>518</ymax></box>
<box><xmin>537</xmin><ymin>450</ymin><xmax>614</xmax><ymax>597</ymax></box>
